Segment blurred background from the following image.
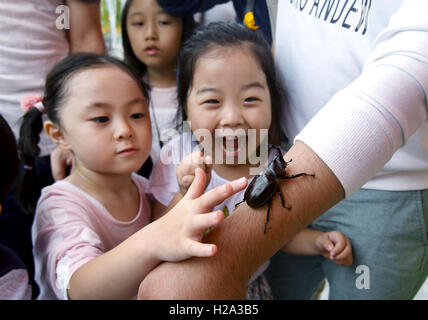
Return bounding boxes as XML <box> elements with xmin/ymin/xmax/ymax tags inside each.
<box><xmin>101</xmin><ymin>0</ymin><xmax>125</xmax><ymax>58</ymax></box>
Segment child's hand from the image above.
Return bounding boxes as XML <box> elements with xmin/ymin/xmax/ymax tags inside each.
<box><xmin>316</xmin><ymin>231</ymin><xmax>353</xmax><ymax>267</ymax></box>
<box><xmin>177</xmin><ymin>151</ymin><xmax>213</xmax><ymax>196</ymax></box>
<box><xmin>150</xmin><ymin>167</ymin><xmax>247</xmax><ymax>262</ymax></box>
<box><xmin>50</xmin><ymin>147</ymin><xmax>74</xmax><ymax>181</ymax></box>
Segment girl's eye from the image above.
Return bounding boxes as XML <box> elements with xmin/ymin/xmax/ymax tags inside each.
<box><xmin>132</xmin><ymin>22</ymin><xmax>144</xmax><ymax>27</ymax></box>
<box><xmin>131</xmin><ymin>113</ymin><xmax>145</xmax><ymax>119</ymax></box>
<box><xmin>245</xmin><ymin>97</ymin><xmax>259</xmax><ymax>103</ymax></box>
<box><xmin>92</xmin><ymin>116</ymin><xmax>109</xmax><ymax>123</ymax></box>
<box><xmin>159</xmin><ymin>20</ymin><xmax>171</xmax><ymax>25</ymax></box>
<box><xmin>203</xmin><ymin>99</ymin><xmax>219</xmax><ymax>105</ymax></box>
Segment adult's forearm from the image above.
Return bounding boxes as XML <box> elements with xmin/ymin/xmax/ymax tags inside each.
<box><xmin>138</xmin><ymin>141</ymin><xmax>344</xmax><ymax>299</ymax></box>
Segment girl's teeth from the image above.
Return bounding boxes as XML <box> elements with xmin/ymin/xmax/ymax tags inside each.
<box><xmin>222</xmin><ymin>136</ymin><xmax>245</xmax><ymax>153</ymax></box>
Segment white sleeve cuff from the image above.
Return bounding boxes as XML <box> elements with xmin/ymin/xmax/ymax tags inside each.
<box><xmin>295</xmin><ymin>91</ymin><xmax>400</xmax><ymax>198</ymax></box>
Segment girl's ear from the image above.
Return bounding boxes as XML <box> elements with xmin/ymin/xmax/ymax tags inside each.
<box><xmin>44</xmin><ymin>121</ymin><xmax>71</xmax><ymax>150</ymax></box>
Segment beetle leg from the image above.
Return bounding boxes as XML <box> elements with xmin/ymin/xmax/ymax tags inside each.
<box><xmin>264</xmin><ymin>198</ymin><xmax>272</xmax><ymax>234</ymax></box>
<box><xmin>235</xmin><ymin>199</ymin><xmax>245</xmax><ymax>210</ymax></box>
<box><xmin>269</xmin><ymin>144</ymin><xmax>283</xmax><ymax>157</ymax></box>
<box><xmin>283</xmin><ymin>172</ymin><xmax>315</xmax><ymax>179</ymax></box>
<box><xmin>277</xmin><ymin>187</ymin><xmax>291</xmax><ymax>210</ymax></box>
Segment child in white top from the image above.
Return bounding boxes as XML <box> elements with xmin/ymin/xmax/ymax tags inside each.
<box><xmin>121</xmin><ymin>0</ymin><xmax>197</xmax><ymax>166</ymax></box>
<box><xmin>18</xmin><ymin>53</ymin><xmax>247</xmax><ymax>300</ymax></box>
<box><xmin>148</xmin><ymin>22</ymin><xmax>354</xmax><ymax>299</ymax></box>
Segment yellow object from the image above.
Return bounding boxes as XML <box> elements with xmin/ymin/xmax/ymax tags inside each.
<box><xmin>223</xmin><ymin>206</ymin><xmax>229</xmax><ymax>219</ymax></box>
<box><xmin>244</xmin><ymin>11</ymin><xmax>259</xmax><ymax>31</ymax></box>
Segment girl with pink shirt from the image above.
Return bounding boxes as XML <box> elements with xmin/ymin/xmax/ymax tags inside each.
<box><xmin>17</xmin><ymin>53</ymin><xmax>247</xmax><ymax>299</ymax></box>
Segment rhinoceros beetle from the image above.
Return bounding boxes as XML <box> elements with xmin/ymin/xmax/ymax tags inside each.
<box><xmin>236</xmin><ymin>144</ymin><xmax>315</xmax><ymax>234</ymax></box>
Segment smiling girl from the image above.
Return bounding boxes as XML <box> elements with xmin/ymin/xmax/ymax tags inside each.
<box><xmin>148</xmin><ymin>22</ymin><xmax>354</xmax><ymax>299</ymax></box>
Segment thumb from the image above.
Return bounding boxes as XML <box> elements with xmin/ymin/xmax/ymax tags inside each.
<box><xmin>185</xmin><ymin>167</ymin><xmax>207</xmax><ymax>200</ymax></box>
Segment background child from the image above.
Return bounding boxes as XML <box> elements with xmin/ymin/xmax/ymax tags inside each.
<box><xmin>17</xmin><ymin>53</ymin><xmax>247</xmax><ymax>300</ymax></box>
<box><xmin>0</xmin><ymin>114</ymin><xmax>31</xmax><ymax>299</ymax></box>
<box><xmin>149</xmin><ymin>22</ymin><xmax>353</xmax><ymax>299</ymax></box>
<box><xmin>121</xmin><ymin>0</ymin><xmax>197</xmax><ymax>173</ymax></box>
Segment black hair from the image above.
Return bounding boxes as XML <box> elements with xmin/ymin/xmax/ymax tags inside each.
<box><xmin>0</xmin><ymin>115</ymin><xmax>19</xmax><ymax>203</ymax></box>
<box><xmin>176</xmin><ymin>21</ymin><xmax>287</xmax><ymax>145</ymax></box>
<box><xmin>17</xmin><ymin>52</ymin><xmax>149</xmax><ymax>213</ymax></box>
<box><xmin>121</xmin><ymin>0</ymin><xmax>197</xmax><ymax>80</ymax></box>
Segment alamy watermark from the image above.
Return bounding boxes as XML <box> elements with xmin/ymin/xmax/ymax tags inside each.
<box><xmin>355</xmin><ymin>265</ymin><xmax>370</xmax><ymax>290</ymax></box>
<box><xmin>159</xmin><ymin>121</ymin><xmax>269</xmax><ymax>175</ymax></box>
<box><xmin>56</xmin><ymin>5</ymin><xmax>70</xmax><ymax>30</ymax></box>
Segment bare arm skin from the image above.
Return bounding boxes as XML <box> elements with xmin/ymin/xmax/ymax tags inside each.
<box><xmin>281</xmin><ymin>228</ymin><xmax>326</xmax><ymax>256</ymax></box>
<box><xmin>67</xmin><ymin>0</ymin><xmax>106</xmax><ymax>54</ymax></box>
<box><xmin>138</xmin><ymin>141</ymin><xmax>344</xmax><ymax>299</ymax></box>
<box><xmin>50</xmin><ymin>1</ymin><xmax>105</xmax><ymax>181</ymax></box>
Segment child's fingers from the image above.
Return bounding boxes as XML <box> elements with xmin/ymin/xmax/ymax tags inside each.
<box><xmin>204</xmin><ymin>156</ymin><xmax>213</xmax><ymax>181</ymax></box>
<box><xmin>50</xmin><ymin>148</ymin><xmax>72</xmax><ymax>181</ymax></box>
<box><xmin>183</xmin><ymin>239</ymin><xmax>217</xmax><ymax>257</ymax></box>
<box><xmin>179</xmin><ymin>156</ymin><xmax>212</xmax><ymax>183</ymax></box>
<box><xmin>186</xmin><ymin>152</ymin><xmax>213</xmax><ymax>170</ymax></box>
<box><xmin>182</xmin><ymin>151</ymin><xmax>203</xmax><ymax>165</ymax></box>
<box><xmin>196</xmin><ymin>176</ymin><xmax>248</xmax><ymax>211</ymax></box>
<box><xmin>189</xmin><ymin>210</ymin><xmax>224</xmax><ymax>233</ymax></box>
<box><xmin>204</xmin><ymin>155</ymin><xmax>213</xmax><ymax>172</ymax></box>
<box><xmin>332</xmin><ymin>253</ymin><xmax>353</xmax><ymax>267</ymax></box>
<box><xmin>179</xmin><ymin>162</ymin><xmax>199</xmax><ymax>178</ymax></box>
<box><xmin>317</xmin><ymin>234</ymin><xmax>334</xmax><ymax>253</ymax></box>
<box><xmin>332</xmin><ymin>239</ymin><xmax>353</xmax><ymax>262</ymax></box>
<box><xmin>327</xmin><ymin>231</ymin><xmax>346</xmax><ymax>256</ymax></box>
<box><xmin>185</xmin><ymin>168</ymin><xmax>207</xmax><ymax>200</ymax></box>
<box><xmin>328</xmin><ymin>235</ymin><xmax>353</xmax><ymax>266</ymax></box>
<box><xmin>181</xmin><ymin>175</ymin><xmax>195</xmax><ymax>188</ymax></box>
<box><xmin>195</xmin><ymin>155</ymin><xmax>213</xmax><ymax>176</ymax></box>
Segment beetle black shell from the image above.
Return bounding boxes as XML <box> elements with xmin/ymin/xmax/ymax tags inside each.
<box><xmin>236</xmin><ymin>144</ymin><xmax>315</xmax><ymax>234</ymax></box>
<box><xmin>244</xmin><ymin>169</ymin><xmax>278</xmax><ymax>208</ymax></box>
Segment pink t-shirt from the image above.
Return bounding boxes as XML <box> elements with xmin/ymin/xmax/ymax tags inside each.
<box><xmin>32</xmin><ymin>174</ymin><xmax>151</xmax><ymax>300</ymax></box>
<box><xmin>0</xmin><ymin>244</ymin><xmax>32</xmax><ymax>300</ymax></box>
<box><xmin>0</xmin><ymin>269</ymin><xmax>32</xmax><ymax>300</ymax></box>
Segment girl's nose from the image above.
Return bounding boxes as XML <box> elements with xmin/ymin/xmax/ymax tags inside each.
<box><xmin>114</xmin><ymin>120</ymin><xmax>133</xmax><ymax>140</ymax></box>
<box><xmin>145</xmin><ymin>22</ymin><xmax>158</xmax><ymax>41</ymax></box>
<box><xmin>219</xmin><ymin>104</ymin><xmax>244</xmax><ymax>127</ymax></box>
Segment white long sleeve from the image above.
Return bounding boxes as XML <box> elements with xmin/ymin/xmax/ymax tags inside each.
<box><xmin>276</xmin><ymin>0</ymin><xmax>428</xmax><ymax>197</ymax></box>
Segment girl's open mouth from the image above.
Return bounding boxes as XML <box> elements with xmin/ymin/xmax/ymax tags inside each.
<box><xmin>220</xmin><ymin>135</ymin><xmax>247</xmax><ymax>159</ymax></box>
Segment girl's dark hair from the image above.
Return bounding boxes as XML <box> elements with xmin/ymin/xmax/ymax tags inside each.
<box><xmin>121</xmin><ymin>0</ymin><xmax>197</xmax><ymax>80</ymax></box>
<box><xmin>0</xmin><ymin>115</ymin><xmax>19</xmax><ymax>203</ymax></box>
<box><xmin>17</xmin><ymin>52</ymin><xmax>149</xmax><ymax>213</ymax></box>
<box><xmin>176</xmin><ymin>22</ymin><xmax>287</xmax><ymax>145</ymax></box>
